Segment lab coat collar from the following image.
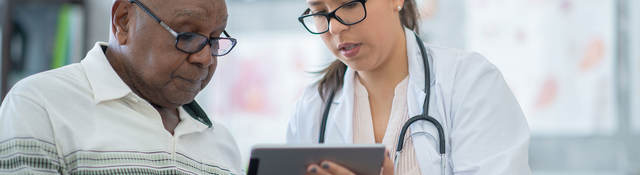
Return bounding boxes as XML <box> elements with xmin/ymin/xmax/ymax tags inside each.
<box><xmin>405</xmin><ymin>28</ymin><xmax>436</xmax><ymax>118</ymax></box>
<box><xmin>325</xmin><ymin>67</ymin><xmax>356</xmax><ymax>144</ymax></box>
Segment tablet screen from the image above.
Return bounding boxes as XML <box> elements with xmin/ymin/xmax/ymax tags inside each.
<box><xmin>248</xmin><ymin>144</ymin><xmax>385</xmax><ymax>175</ymax></box>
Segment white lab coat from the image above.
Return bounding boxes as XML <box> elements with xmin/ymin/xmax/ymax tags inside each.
<box><xmin>287</xmin><ymin>28</ymin><xmax>531</xmax><ymax>175</ymax></box>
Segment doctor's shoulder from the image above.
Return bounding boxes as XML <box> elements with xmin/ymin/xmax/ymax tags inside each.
<box><xmin>287</xmin><ymin>81</ymin><xmax>326</xmax><ymax>142</ymax></box>
<box><xmin>427</xmin><ymin>45</ymin><xmax>498</xmax><ymax>70</ymax></box>
<box><xmin>427</xmin><ymin>45</ymin><xmax>503</xmax><ymax>83</ymax></box>
<box><xmin>298</xmin><ymin>82</ymin><xmax>324</xmax><ymax>105</ymax></box>
<box><xmin>291</xmin><ymin>82</ymin><xmax>325</xmax><ymax>118</ymax></box>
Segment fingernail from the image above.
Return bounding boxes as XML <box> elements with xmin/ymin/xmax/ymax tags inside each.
<box><xmin>321</xmin><ymin>162</ymin><xmax>330</xmax><ymax>169</ymax></box>
<box><xmin>309</xmin><ymin>167</ymin><xmax>317</xmax><ymax>173</ymax></box>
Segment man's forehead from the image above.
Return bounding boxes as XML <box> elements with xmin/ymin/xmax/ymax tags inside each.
<box><xmin>118</xmin><ymin>0</ymin><xmax>227</xmax><ymax>13</ymax></box>
<box><xmin>174</xmin><ymin>9</ymin><xmax>210</xmax><ymax>21</ymax></box>
<box><xmin>172</xmin><ymin>6</ymin><xmax>229</xmax><ymax>27</ymax></box>
<box><xmin>121</xmin><ymin>0</ymin><xmax>228</xmax><ymax>22</ymax></box>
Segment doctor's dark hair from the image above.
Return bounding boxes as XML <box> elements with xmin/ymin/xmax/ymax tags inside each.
<box><xmin>317</xmin><ymin>0</ymin><xmax>421</xmax><ymax>101</ymax></box>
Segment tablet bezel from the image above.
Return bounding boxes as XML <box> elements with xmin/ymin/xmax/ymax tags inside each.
<box><xmin>248</xmin><ymin>144</ymin><xmax>386</xmax><ymax>175</ymax></box>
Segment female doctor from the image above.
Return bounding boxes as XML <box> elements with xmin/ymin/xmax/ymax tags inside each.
<box><xmin>286</xmin><ymin>0</ymin><xmax>531</xmax><ymax>174</ymax></box>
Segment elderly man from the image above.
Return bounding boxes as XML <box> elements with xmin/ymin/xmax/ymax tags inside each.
<box><xmin>0</xmin><ymin>0</ymin><xmax>241</xmax><ymax>174</ymax></box>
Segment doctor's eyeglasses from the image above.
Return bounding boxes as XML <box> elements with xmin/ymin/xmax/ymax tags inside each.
<box><xmin>129</xmin><ymin>0</ymin><xmax>237</xmax><ymax>56</ymax></box>
<box><xmin>298</xmin><ymin>0</ymin><xmax>368</xmax><ymax>34</ymax></box>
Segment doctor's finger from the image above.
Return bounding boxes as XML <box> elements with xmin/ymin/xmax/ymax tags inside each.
<box><xmin>320</xmin><ymin>161</ymin><xmax>356</xmax><ymax>175</ymax></box>
<box><xmin>307</xmin><ymin>164</ymin><xmax>332</xmax><ymax>175</ymax></box>
<box><xmin>380</xmin><ymin>150</ymin><xmax>394</xmax><ymax>175</ymax></box>
<box><xmin>381</xmin><ymin>149</ymin><xmax>394</xmax><ymax>175</ymax></box>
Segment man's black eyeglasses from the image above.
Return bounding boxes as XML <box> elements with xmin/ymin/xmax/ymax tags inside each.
<box><xmin>129</xmin><ymin>0</ymin><xmax>237</xmax><ymax>56</ymax></box>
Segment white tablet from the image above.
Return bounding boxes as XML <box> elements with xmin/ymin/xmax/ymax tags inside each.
<box><xmin>247</xmin><ymin>144</ymin><xmax>386</xmax><ymax>175</ymax></box>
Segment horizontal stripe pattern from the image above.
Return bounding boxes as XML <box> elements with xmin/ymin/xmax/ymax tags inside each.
<box><xmin>64</xmin><ymin>150</ymin><xmax>233</xmax><ymax>175</ymax></box>
<box><xmin>1</xmin><ymin>138</ymin><xmax>234</xmax><ymax>175</ymax></box>
<box><xmin>0</xmin><ymin>138</ymin><xmax>62</xmax><ymax>174</ymax></box>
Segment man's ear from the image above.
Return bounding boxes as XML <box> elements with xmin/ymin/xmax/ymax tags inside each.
<box><xmin>111</xmin><ymin>0</ymin><xmax>132</xmax><ymax>45</ymax></box>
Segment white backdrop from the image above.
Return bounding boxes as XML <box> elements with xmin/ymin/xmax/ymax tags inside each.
<box><xmin>466</xmin><ymin>0</ymin><xmax>617</xmax><ymax>136</ymax></box>
<box><xmin>196</xmin><ymin>32</ymin><xmax>329</xmax><ymax>166</ymax></box>
<box><xmin>631</xmin><ymin>0</ymin><xmax>640</xmax><ymax>134</ymax></box>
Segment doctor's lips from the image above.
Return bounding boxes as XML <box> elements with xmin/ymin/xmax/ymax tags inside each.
<box><xmin>338</xmin><ymin>43</ymin><xmax>362</xmax><ymax>58</ymax></box>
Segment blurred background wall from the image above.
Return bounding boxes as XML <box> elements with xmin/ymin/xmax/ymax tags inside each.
<box><xmin>1</xmin><ymin>0</ymin><xmax>639</xmax><ymax>174</ymax></box>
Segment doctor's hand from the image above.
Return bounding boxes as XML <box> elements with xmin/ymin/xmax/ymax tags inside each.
<box><xmin>305</xmin><ymin>149</ymin><xmax>394</xmax><ymax>175</ymax></box>
<box><xmin>381</xmin><ymin>149</ymin><xmax>394</xmax><ymax>175</ymax></box>
<box><xmin>305</xmin><ymin>161</ymin><xmax>356</xmax><ymax>175</ymax></box>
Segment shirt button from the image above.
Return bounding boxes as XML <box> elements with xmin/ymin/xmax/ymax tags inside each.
<box><xmin>126</xmin><ymin>95</ymin><xmax>138</xmax><ymax>103</ymax></box>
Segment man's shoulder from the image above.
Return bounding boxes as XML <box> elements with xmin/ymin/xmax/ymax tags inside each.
<box><xmin>9</xmin><ymin>63</ymin><xmax>90</xmax><ymax>99</ymax></box>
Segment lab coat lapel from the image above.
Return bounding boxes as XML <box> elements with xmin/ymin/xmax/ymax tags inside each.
<box><xmin>324</xmin><ymin>68</ymin><xmax>356</xmax><ymax>144</ymax></box>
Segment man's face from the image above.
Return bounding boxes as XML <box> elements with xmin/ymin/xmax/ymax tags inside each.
<box><xmin>124</xmin><ymin>0</ymin><xmax>228</xmax><ymax>107</ymax></box>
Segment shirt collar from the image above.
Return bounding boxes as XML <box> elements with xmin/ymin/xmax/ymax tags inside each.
<box><xmin>404</xmin><ymin>28</ymin><xmax>437</xmax><ymax>94</ymax></box>
<box><xmin>182</xmin><ymin>101</ymin><xmax>213</xmax><ymax>128</ymax></box>
<box><xmin>81</xmin><ymin>42</ymin><xmax>213</xmax><ymax>128</ymax></box>
<box><xmin>81</xmin><ymin>42</ymin><xmax>132</xmax><ymax>103</ymax></box>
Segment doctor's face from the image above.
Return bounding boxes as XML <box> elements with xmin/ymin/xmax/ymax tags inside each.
<box><xmin>303</xmin><ymin>0</ymin><xmax>404</xmax><ymax>72</ymax></box>
<box><xmin>122</xmin><ymin>0</ymin><xmax>228</xmax><ymax>107</ymax></box>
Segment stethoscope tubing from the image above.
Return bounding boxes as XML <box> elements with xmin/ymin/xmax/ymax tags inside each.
<box><xmin>318</xmin><ymin>32</ymin><xmax>447</xmax><ymax>175</ymax></box>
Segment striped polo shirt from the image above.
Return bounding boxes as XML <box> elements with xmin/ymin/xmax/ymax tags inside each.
<box><xmin>0</xmin><ymin>42</ymin><xmax>243</xmax><ymax>174</ymax></box>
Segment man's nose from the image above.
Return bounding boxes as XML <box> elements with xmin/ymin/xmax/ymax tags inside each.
<box><xmin>187</xmin><ymin>45</ymin><xmax>215</xmax><ymax>68</ymax></box>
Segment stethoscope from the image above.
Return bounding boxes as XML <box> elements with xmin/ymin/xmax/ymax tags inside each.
<box><xmin>318</xmin><ymin>33</ymin><xmax>446</xmax><ymax>175</ymax></box>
